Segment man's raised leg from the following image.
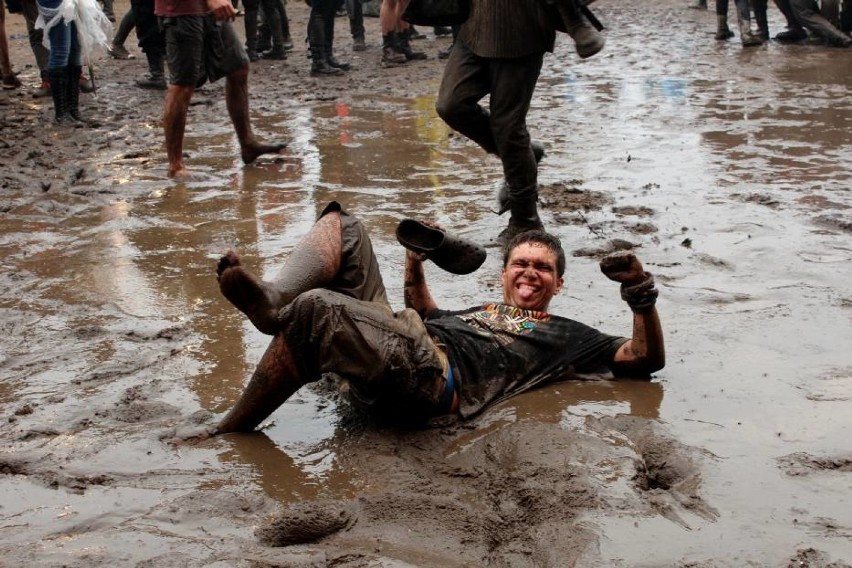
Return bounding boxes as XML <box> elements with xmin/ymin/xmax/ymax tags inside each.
<box><xmin>217</xmin><ymin>210</ymin><xmax>343</xmax><ymax>334</ymax></box>
<box><xmin>225</xmin><ymin>65</ymin><xmax>287</xmax><ymax>165</ymax></box>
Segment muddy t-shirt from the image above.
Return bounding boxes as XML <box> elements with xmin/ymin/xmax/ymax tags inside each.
<box><xmin>424</xmin><ymin>304</ymin><xmax>627</xmax><ymax>419</ymax></box>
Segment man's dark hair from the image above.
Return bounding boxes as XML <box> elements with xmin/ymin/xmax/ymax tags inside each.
<box><xmin>502</xmin><ymin>230</ymin><xmax>566</xmax><ymax>277</ymax></box>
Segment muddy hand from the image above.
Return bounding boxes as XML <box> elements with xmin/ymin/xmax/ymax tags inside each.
<box><xmin>600</xmin><ymin>251</ymin><xmax>646</xmax><ymax>286</ymax></box>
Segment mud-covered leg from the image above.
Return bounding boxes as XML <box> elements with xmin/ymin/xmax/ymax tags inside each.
<box><xmin>217</xmin><ymin>211</ymin><xmax>343</xmax><ymax>334</ymax></box>
<box><xmin>216</xmin><ymin>334</ymin><xmax>305</xmax><ymax>434</ymax></box>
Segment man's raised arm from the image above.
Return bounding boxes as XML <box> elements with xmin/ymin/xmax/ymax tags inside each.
<box><xmin>404</xmin><ymin>250</ymin><xmax>438</xmax><ymax>318</ymax></box>
<box><xmin>599</xmin><ymin>252</ymin><xmax>665</xmax><ymax>375</ymax></box>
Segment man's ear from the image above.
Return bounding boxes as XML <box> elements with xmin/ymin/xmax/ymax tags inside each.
<box><xmin>555</xmin><ymin>276</ymin><xmax>565</xmax><ymax>295</ymax></box>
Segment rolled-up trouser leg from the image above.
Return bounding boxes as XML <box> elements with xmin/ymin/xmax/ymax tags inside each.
<box><xmin>280</xmin><ymin>289</ymin><xmax>445</xmax><ymax>423</ymax></box>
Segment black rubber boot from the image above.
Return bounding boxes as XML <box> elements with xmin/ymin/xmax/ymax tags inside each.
<box><xmin>735</xmin><ymin>0</ymin><xmax>764</xmax><ymax>46</ymax></box>
<box><xmin>136</xmin><ymin>53</ymin><xmax>167</xmax><ymax>89</ymax></box>
<box><xmin>324</xmin><ymin>12</ymin><xmax>350</xmax><ymax>70</ymax></box>
<box><xmin>397</xmin><ymin>29</ymin><xmax>427</xmax><ymax>60</ymax></box>
<box><xmin>382</xmin><ymin>33</ymin><xmax>407</xmax><ymax>66</ymax></box>
<box><xmin>67</xmin><ymin>65</ymin><xmax>84</xmax><ymax>123</ymax></box>
<box><xmin>309</xmin><ymin>12</ymin><xmax>343</xmax><ymax>76</ymax></box>
<box><xmin>245</xmin><ymin>6</ymin><xmax>260</xmax><ymax>61</ymax></box>
<box><xmin>48</xmin><ymin>67</ymin><xmax>72</xmax><ymax>123</ymax></box>
<box><xmin>716</xmin><ymin>14</ymin><xmax>735</xmax><ymax>39</ymax></box>
<box><xmin>495</xmin><ymin>188</ymin><xmax>544</xmax><ymax>247</ymax></box>
<box><xmin>263</xmin><ymin>1</ymin><xmax>288</xmax><ymax>59</ymax></box>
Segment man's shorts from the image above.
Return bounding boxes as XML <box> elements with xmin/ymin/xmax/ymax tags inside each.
<box><xmin>277</xmin><ymin>202</ymin><xmax>448</xmax><ymax>425</ymax></box>
<box><xmin>161</xmin><ymin>15</ymin><xmax>250</xmax><ymax>87</ymax></box>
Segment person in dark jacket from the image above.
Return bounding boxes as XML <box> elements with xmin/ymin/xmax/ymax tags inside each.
<box><xmin>435</xmin><ymin>0</ymin><xmax>603</xmax><ymax>244</ymax></box>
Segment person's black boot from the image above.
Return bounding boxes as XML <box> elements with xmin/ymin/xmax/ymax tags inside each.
<box><xmin>309</xmin><ymin>13</ymin><xmax>343</xmax><ymax>76</ymax></box>
<box><xmin>244</xmin><ymin>6</ymin><xmax>260</xmax><ymax>61</ymax></box>
<box><xmin>67</xmin><ymin>65</ymin><xmax>85</xmax><ymax>123</ymax></box>
<box><xmin>136</xmin><ymin>53</ymin><xmax>167</xmax><ymax>89</ymax></box>
<box><xmin>398</xmin><ymin>29</ymin><xmax>427</xmax><ymax>60</ymax></box>
<box><xmin>381</xmin><ymin>33</ymin><xmax>407</xmax><ymax>66</ymax></box>
<box><xmin>263</xmin><ymin>2</ymin><xmax>288</xmax><ymax>59</ymax></box>
<box><xmin>495</xmin><ymin>186</ymin><xmax>544</xmax><ymax>246</ymax></box>
<box><xmin>48</xmin><ymin>67</ymin><xmax>72</xmax><ymax>123</ymax></box>
<box><xmin>324</xmin><ymin>13</ymin><xmax>350</xmax><ymax>70</ymax></box>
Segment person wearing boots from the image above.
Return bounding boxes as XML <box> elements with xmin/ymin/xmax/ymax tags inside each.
<box><xmin>436</xmin><ymin>0</ymin><xmax>602</xmax><ymax>243</ymax></box>
<box><xmin>307</xmin><ymin>0</ymin><xmax>349</xmax><ymax>76</ymax></box>
<box><xmin>178</xmin><ymin>202</ymin><xmax>664</xmax><ymax>440</ymax></box>
<box><xmin>379</xmin><ymin>0</ymin><xmax>425</xmax><ymax>67</ymax></box>
<box><xmin>156</xmin><ymin>0</ymin><xmax>286</xmax><ymax>177</ymax></box>
<box><xmin>132</xmin><ymin>0</ymin><xmax>167</xmax><ymax>89</ymax></box>
<box><xmin>243</xmin><ymin>0</ymin><xmax>288</xmax><ymax>61</ymax></box>
<box><xmin>713</xmin><ymin>0</ymin><xmax>766</xmax><ymax>45</ymax></box>
<box><xmin>35</xmin><ymin>0</ymin><xmax>94</xmax><ymax>123</ymax></box>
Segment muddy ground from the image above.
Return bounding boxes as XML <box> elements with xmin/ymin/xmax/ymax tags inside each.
<box><xmin>1</xmin><ymin>0</ymin><xmax>851</xmax><ymax>566</ymax></box>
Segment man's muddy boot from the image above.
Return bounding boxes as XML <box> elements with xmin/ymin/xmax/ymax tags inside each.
<box><xmin>554</xmin><ymin>0</ymin><xmax>605</xmax><ymax>58</ymax></box>
<box><xmin>381</xmin><ymin>34</ymin><xmax>407</xmax><ymax>67</ymax></box>
<box><xmin>735</xmin><ymin>0</ymin><xmax>765</xmax><ymax>46</ymax></box>
<box><xmin>48</xmin><ymin>67</ymin><xmax>72</xmax><ymax>124</ymax></box>
<box><xmin>398</xmin><ymin>29</ymin><xmax>427</xmax><ymax>60</ymax></box>
<box><xmin>261</xmin><ymin>4</ymin><xmax>288</xmax><ymax>59</ymax></box>
<box><xmin>309</xmin><ymin>13</ymin><xmax>343</xmax><ymax>75</ymax></box>
<box><xmin>324</xmin><ymin>19</ymin><xmax>350</xmax><ymax>70</ymax></box>
<box><xmin>753</xmin><ymin>0</ymin><xmax>770</xmax><ymax>39</ymax></box>
<box><xmin>67</xmin><ymin>65</ymin><xmax>85</xmax><ymax>123</ymax></box>
<box><xmin>495</xmin><ymin>187</ymin><xmax>544</xmax><ymax>247</ymax></box>
<box><xmin>716</xmin><ymin>14</ymin><xmax>735</xmax><ymax>39</ymax></box>
<box><xmin>244</xmin><ymin>6</ymin><xmax>261</xmax><ymax>62</ymax></box>
<box><xmin>136</xmin><ymin>54</ymin><xmax>167</xmax><ymax>89</ymax></box>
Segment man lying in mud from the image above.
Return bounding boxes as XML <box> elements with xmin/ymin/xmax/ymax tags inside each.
<box><xmin>202</xmin><ymin>201</ymin><xmax>664</xmax><ymax>436</ymax></box>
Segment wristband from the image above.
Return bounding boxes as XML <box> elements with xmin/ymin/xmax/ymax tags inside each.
<box><xmin>621</xmin><ymin>272</ymin><xmax>658</xmax><ymax>313</ymax></box>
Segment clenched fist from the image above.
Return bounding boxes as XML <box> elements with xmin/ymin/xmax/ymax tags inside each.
<box><xmin>599</xmin><ymin>251</ymin><xmax>647</xmax><ymax>286</ymax></box>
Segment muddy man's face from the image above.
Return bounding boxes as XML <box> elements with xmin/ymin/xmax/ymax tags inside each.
<box><xmin>501</xmin><ymin>243</ymin><xmax>564</xmax><ymax>312</ymax></box>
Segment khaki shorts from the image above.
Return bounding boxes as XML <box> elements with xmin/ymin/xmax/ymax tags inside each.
<box><xmin>278</xmin><ymin>202</ymin><xmax>447</xmax><ymax>424</ymax></box>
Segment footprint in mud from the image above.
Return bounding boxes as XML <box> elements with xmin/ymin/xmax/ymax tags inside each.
<box><xmin>592</xmin><ymin>415</ymin><xmax>719</xmax><ymax>527</ymax></box>
<box><xmin>256</xmin><ymin>500</ymin><xmax>358</xmax><ymax>546</ymax></box>
<box><xmin>787</xmin><ymin>548</ymin><xmax>852</xmax><ymax>568</ymax></box>
<box><xmin>777</xmin><ymin>452</ymin><xmax>852</xmax><ymax>476</ymax></box>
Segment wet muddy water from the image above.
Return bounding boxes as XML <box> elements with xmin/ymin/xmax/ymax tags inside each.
<box><xmin>1</xmin><ymin>0</ymin><xmax>851</xmax><ymax>565</ymax></box>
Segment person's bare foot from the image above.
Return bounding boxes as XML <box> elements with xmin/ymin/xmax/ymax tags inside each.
<box><xmin>168</xmin><ymin>163</ymin><xmax>191</xmax><ymax>178</ymax></box>
<box><xmin>241</xmin><ymin>141</ymin><xmax>287</xmax><ymax>165</ymax></box>
<box><xmin>217</xmin><ymin>251</ymin><xmax>284</xmax><ymax>335</ymax></box>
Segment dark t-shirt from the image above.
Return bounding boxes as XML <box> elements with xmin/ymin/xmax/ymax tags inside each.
<box><xmin>425</xmin><ymin>303</ymin><xmax>627</xmax><ymax>419</ymax></box>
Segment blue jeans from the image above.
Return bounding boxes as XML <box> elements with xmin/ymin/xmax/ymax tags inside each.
<box><xmin>37</xmin><ymin>0</ymin><xmax>82</xmax><ymax>69</ymax></box>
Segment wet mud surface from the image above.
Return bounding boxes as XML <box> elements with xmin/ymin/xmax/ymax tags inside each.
<box><xmin>1</xmin><ymin>0</ymin><xmax>851</xmax><ymax>566</ymax></box>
